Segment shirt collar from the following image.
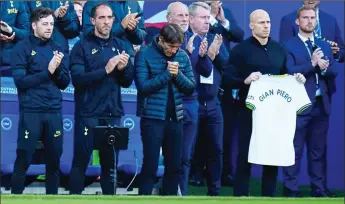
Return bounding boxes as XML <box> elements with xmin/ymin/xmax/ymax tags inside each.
<box><xmin>298</xmin><ymin>33</ymin><xmax>314</xmax><ymax>43</ymax></box>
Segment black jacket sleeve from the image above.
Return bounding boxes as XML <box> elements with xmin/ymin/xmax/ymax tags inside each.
<box><xmin>69</xmin><ymin>41</ymin><xmax>107</xmax><ymax>88</ymax></box>
<box><xmin>11</xmin><ymin>43</ymin><xmax>51</xmax><ymax>90</ymax></box>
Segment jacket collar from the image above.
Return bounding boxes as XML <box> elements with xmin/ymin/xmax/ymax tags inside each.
<box><xmin>250</xmin><ymin>36</ymin><xmax>272</xmax><ymax>48</ymax></box>
<box><xmin>29</xmin><ymin>34</ymin><xmax>51</xmax><ymax>46</ymax></box>
<box><xmin>86</xmin><ymin>29</ymin><xmax>115</xmax><ymax>47</ymax></box>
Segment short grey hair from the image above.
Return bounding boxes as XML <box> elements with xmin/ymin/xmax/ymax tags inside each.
<box><xmin>188</xmin><ymin>2</ymin><xmax>210</xmax><ymax>16</ymax></box>
<box><xmin>167</xmin><ymin>2</ymin><xmax>188</xmax><ymax>16</ymax></box>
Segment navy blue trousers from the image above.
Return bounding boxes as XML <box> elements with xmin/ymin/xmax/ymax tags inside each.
<box><xmin>194</xmin><ymin>100</ymin><xmax>223</xmax><ymax>196</ymax></box>
<box><xmin>139</xmin><ymin>118</ymin><xmax>183</xmax><ymax>195</ymax></box>
<box><xmin>179</xmin><ymin>100</ymin><xmax>199</xmax><ymax>195</ymax></box>
<box><xmin>283</xmin><ymin>98</ymin><xmax>329</xmax><ymax>192</ymax></box>
<box><xmin>221</xmin><ymin>94</ymin><xmax>239</xmax><ymax>178</ymax></box>
<box><xmin>11</xmin><ymin>112</ymin><xmax>63</xmax><ymax>194</ymax></box>
<box><xmin>69</xmin><ymin>117</ymin><xmax>120</xmax><ymax>195</ymax></box>
<box><xmin>234</xmin><ymin>106</ymin><xmax>278</xmax><ymax>197</ymax></box>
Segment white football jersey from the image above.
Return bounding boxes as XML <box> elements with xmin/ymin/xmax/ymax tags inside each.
<box><xmin>246</xmin><ymin>74</ymin><xmax>312</xmax><ymax>166</ymax></box>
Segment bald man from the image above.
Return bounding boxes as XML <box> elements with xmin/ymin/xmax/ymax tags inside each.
<box><xmin>166</xmin><ymin>2</ymin><xmax>213</xmax><ymax>195</ymax></box>
<box><xmin>223</xmin><ymin>9</ymin><xmax>305</xmax><ymax>197</ymax></box>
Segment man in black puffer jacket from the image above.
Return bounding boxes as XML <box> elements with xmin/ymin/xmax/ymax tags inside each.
<box><xmin>135</xmin><ymin>23</ymin><xmax>196</xmax><ymax>195</ymax></box>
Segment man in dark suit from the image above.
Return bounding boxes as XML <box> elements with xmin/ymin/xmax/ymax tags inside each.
<box><xmin>282</xmin><ymin>5</ymin><xmax>338</xmax><ymax>197</ymax></box>
<box><xmin>279</xmin><ymin>0</ymin><xmax>344</xmax><ymax>63</ymax></box>
<box><xmin>188</xmin><ymin>2</ymin><xmax>229</xmax><ymax>196</ymax></box>
<box><xmin>205</xmin><ymin>0</ymin><xmax>244</xmax><ymax>186</ymax></box>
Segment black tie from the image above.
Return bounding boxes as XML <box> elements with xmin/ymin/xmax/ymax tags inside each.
<box><xmin>305</xmin><ymin>39</ymin><xmax>314</xmax><ymax>56</ymax></box>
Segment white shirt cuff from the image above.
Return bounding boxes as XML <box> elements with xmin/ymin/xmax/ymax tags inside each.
<box><xmin>222</xmin><ymin>19</ymin><xmax>230</xmax><ymax>31</ymax></box>
<box><xmin>209</xmin><ymin>15</ymin><xmax>218</xmax><ymax>26</ymax></box>
<box><xmin>321</xmin><ymin>68</ymin><xmax>327</xmax><ymax>75</ymax></box>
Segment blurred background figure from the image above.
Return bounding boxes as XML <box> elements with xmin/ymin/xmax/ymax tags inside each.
<box><xmin>0</xmin><ymin>1</ymin><xmax>30</xmax><ymax>76</ymax></box>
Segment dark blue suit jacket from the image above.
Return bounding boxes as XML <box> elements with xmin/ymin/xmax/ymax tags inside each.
<box><xmin>279</xmin><ymin>9</ymin><xmax>344</xmax><ymax>62</ymax></box>
<box><xmin>283</xmin><ymin>36</ymin><xmax>338</xmax><ymax>115</ymax></box>
<box><xmin>209</xmin><ymin>7</ymin><xmax>244</xmax><ymax>54</ymax></box>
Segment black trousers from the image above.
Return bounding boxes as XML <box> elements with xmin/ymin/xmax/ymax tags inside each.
<box><xmin>68</xmin><ymin>117</ymin><xmax>120</xmax><ymax>195</ymax></box>
<box><xmin>221</xmin><ymin>96</ymin><xmax>239</xmax><ymax>178</ymax></box>
<box><xmin>11</xmin><ymin>112</ymin><xmax>63</xmax><ymax>194</ymax></box>
<box><xmin>139</xmin><ymin>118</ymin><xmax>183</xmax><ymax>195</ymax></box>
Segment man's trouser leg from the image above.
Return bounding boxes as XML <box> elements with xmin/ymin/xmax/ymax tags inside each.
<box><xmin>69</xmin><ymin>117</ymin><xmax>97</xmax><ymax>194</ymax></box>
<box><xmin>234</xmin><ymin>107</ymin><xmax>252</xmax><ymax>196</ymax></box>
<box><xmin>221</xmin><ymin>96</ymin><xmax>236</xmax><ymax>183</ymax></box>
<box><xmin>11</xmin><ymin>112</ymin><xmax>43</xmax><ymax>194</ymax></box>
<box><xmin>179</xmin><ymin>100</ymin><xmax>199</xmax><ymax>195</ymax></box>
<box><xmin>200</xmin><ymin>101</ymin><xmax>223</xmax><ymax>196</ymax></box>
<box><xmin>161</xmin><ymin>119</ymin><xmax>183</xmax><ymax>195</ymax></box>
<box><xmin>139</xmin><ymin>119</ymin><xmax>165</xmax><ymax>195</ymax></box>
<box><xmin>43</xmin><ymin>112</ymin><xmax>63</xmax><ymax>194</ymax></box>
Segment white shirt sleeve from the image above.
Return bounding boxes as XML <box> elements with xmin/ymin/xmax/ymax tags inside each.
<box><xmin>246</xmin><ymin>80</ymin><xmax>261</xmax><ymax>111</ymax></box>
<box><xmin>294</xmin><ymin>79</ymin><xmax>312</xmax><ymax>114</ymax></box>
<box><xmin>209</xmin><ymin>15</ymin><xmax>218</xmax><ymax>26</ymax></box>
<box><xmin>222</xmin><ymin>19</ymin><xmax>230</xmax><ymax>31</ymax></box>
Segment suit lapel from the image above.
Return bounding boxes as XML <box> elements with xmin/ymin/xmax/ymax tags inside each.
<box><xmin>295</xmin><ymin>37</ymin><xmax>311</xmax><ymax>60</ymax></box>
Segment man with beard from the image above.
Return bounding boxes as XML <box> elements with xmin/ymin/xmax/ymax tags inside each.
<box><xmin>282</xmin><ymin>6</ymin><xmax>338</xmax><ymax>197</ymax></box>
<box><xmin>82</xmin><ymin>1</ymin><xmax>147</xmax><ymax>64</ymax></box>
<box><xmin>68</xmin><ymin>3</ymin><xmax>133</xmax><ymax>195</ymax></box>
<box><xmin>10</xmin><ymin>7</ymin><xmax>70</xmax><ymax>194</ymax></box>
<box><xmin>25</xmin><ymin>1</ymin><xmax>80</xmax><ymax>54</ymax></box>
<box><xmin>223</xmin><ymin>9</ymin><xmax>306</xmax><ymax>197</ymax></box>
<box><xmin>280</xmin><ymin>0</ymin><xmax>344</xmax><ymax>63</ymax></box>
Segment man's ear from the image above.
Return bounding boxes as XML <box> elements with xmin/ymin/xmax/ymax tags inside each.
<box><xmin>189</xmin><ymin>15</ymin><xmax>194</xmax><ymax>23</ymax></box>
<box><xmin>295</xmin><ymin>18</ymin><xmax>300</xmax><ymax>26</ymax></box>
<box><xmin>249</xmin><ymin>22</ymin><xmax>254</xmax><ymax>30</ymax></box>
<box><xmin>31</xmin><ymin>22</ymin><xmax>36</xmax><ymax>31</ymax></box>
<box><xmin>90</xmin><ymin>17</ymin><xmax>96</xmax><ymax>26</ymax></box>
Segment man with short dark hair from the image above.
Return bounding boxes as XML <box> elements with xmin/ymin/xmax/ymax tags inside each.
<box><xmin>25</xmin><ymin>1</ymin><xmax>80</xmax><ymax>54</ymax></box>
<box><xmin>10</xmin><ymin>7</ymin><xmax>70</xmax><ymax>194</ymax></box>
<box><xmin>68</xmin><ymin>3</ymin><xmax>133</xmax><ymax>195</ymax></box>
<box><xmin>135</xmin><ymin>23</ymin><xmax>196</xmax><ymax>195</ymax></box>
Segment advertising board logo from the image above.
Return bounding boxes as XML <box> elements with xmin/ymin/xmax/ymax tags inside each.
<box><xmin>63</xmin><ymin>118</ymin><xmax>73</xmax><ymax>132</ymax></box>
<box><xmin>123</xmin><ymin>118</ymin><xmax>135</xmax><ymax>131</ymax></box>
<box><xmin>1</xmin><ymin>117</ymin><xmax>12</xmax><ymax>130</ymax></box>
